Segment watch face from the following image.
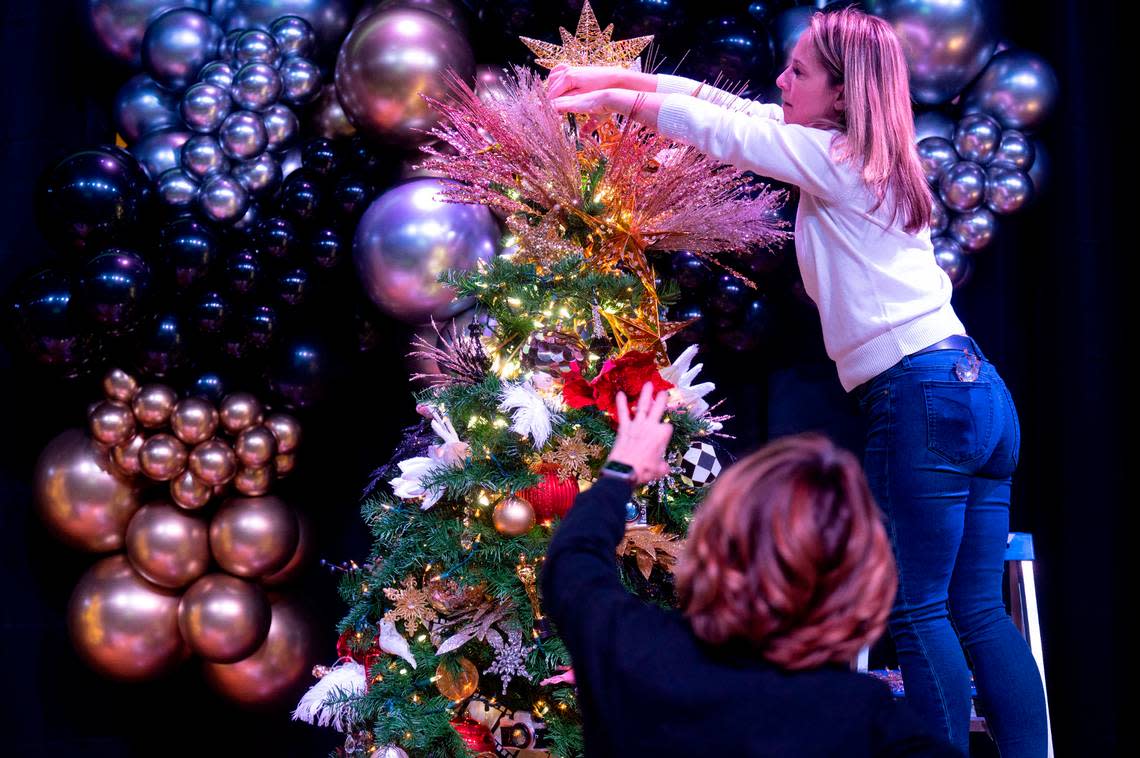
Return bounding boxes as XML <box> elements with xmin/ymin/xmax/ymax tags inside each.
<box><xmin>603</xmin><ymin>461</ymin><xmax>634</xmax><ymax>475</ymax></box>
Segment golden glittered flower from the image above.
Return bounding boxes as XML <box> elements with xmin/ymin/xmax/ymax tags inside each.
<box><xmin>618</xmin><ymin>524</ymin><xmax>684</xmax><ymax>580</ymax></box>
<box><xmin>519</xmin><ymin>1</ymin><xmax>653</xmax><ymax>70</ymax></box>
<box><xmin>542</xmin><ymin>428</ymin><xmax>604</xmax><ymax>481</ymax></box>
<box><xmin>383</xmin><ymin>576</ymin><xmax>439</xmax><ymax>634</ymax></box>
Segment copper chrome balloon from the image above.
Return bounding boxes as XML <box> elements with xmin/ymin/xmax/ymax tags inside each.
<box><xmin>126</xmin><ymin>501</ymin><xmax>210</xmax><ymax>588</ymax></box>
<box><xmin>171</xmin><ymin>396</ymin><xmax>220</xmax><ymax>444</ymax></box>
<box><xmin>140</xmin><ymin>433</ymin><xmax>188</xmax><ymax>481</ymax></box>
<box><xmin>188</xmin><ymin>438</ymin><xmax>239</xmax><ymax>486</ymax></box>
<box><xmin>209</xmin><ymin>495</ymin><xmax>299</xmax><ymax>577</ymax></box>
<box><xmin>178</xmin><ymin>573</ymin><xmax>271</xmax><ymax>663</ymax></box>
<box><xmin>132</xmin><ymin>383</ymin><xmax>178</xmax><ymax>428</ymax></box>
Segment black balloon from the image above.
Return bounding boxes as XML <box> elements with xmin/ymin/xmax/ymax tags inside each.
<box><xmin>225</xmin><ymin>249</ymin><xmax>263</xmax><ymax>298</ymax></box>
<box><xmin>78</xmin><ymin>249</ymin><xmax>152</xmax><ymax>335</ymax></box>
<box><xmin>612</xmin><ymin>0</ymin><xmax>690</xmax><ymax>45</ymax></box>
<box><xmin>8</xmin><ymin>269</ymin><xmax>93</xmax><ymax>373</ymax></box>
<box><xmin>276</xmin><ymin>268</ymin><xmax>311</xmax><ymax>306</ymax></box>
<box><xmin>668</xmin><ymin>302</ymin><xmax>706</xmax><ymax>346</ymax></box>
<box><xmin>135</xmin><ymin>312</ymin><xmax>187</xmax><ymax>377</ymax></box>
<box><xmin>192</xmin><ymin>290</ymin><xmax>229</xmax><ymax>335</ymax></box>
<box><xmin>718</xmin><ymin>296</ymin><xmax>773</xmax><ymax>352</ymax></box>
<box><xmin>709</xmin><ymin>274</ymin><xmax>748</xmax><ymax>315</ymax></box>
<box><xmin>37</xmin><ymin>148</ymin><xmax>150</xmax><ymax>253</ymax></box>
<box><xmin>161</xmin><ymin>217</ymin><xmax>219</xmax><ymax>288</ymax></box>
<box><xmin>278</xmin><ymin>168</ymin><xmax>322</xmax><ymax>224</ymax></box>
<box><xmin>686</xmin><ymin>14</ymin><xmax>775</xmax><ymax>89</ymax></box>
<box><xmin>271</xmin><ymin>339</ymin><xmax>325</xmax><ymax>409</ymax></box>
<box><xmin>309</xmin><ymin>228</ymin><xmax>343</xmax><ymax>269</ymax></box>
<box><xmin>224</xmin><ymin>304</ymin><xmax>277</xmax><ymax>359</ymax></box>
<box><xmin>330</xmin><ymin>174</ymin><xmax>373</xmax><ymax>224</ymax></box>
<box><xmin>300</xmin><ymin>138</ymin><xmax>340</xmax><ymax>176</ymax></box>
<box><xmin>672</xmin><ymin>252</ymin><xmax>711</xmax><ymax>291</ymax></box>
<box><xmin>190</xmin><ymin>372</ymin><xmax>226</xmax><ymax>402</ymax></box>
<box><xmin>256</xmin><ymin>217</ymin><xmax>300</xmax><ymax>261</ymax></box>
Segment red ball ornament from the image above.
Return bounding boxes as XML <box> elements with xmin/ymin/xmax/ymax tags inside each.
<box><xmin>363</xmin><ymin>647</ymin><xmax>385</xmax><ymax>692</ymax></box>
<box><xmin>336</xmin><ymin>628</ymin><xmax>369</xmax><ymax>664</ymax></box>
<box><xmin>451</xmin><ymin>716</ymin><xmax>496</xmax><ymax>752</ymax></box>
<box><xmin>518</xmin><ymin>464</ymin><xmax>580</xmax><ymax>523</ymax></box>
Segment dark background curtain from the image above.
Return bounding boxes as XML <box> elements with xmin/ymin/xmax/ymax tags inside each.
<box><xmin>0</xmin><ymin>1</ymin><xmax>1120</xmax><ymax>755</ymax></box>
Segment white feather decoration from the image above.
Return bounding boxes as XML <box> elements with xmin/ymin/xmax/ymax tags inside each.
<box><xmin>498</xmin><ymin>380</ymin><xmax>562</xmax><ymax>449</ymax></box>
<box><xmin>292</xmin><ymin>660</ymin><xmax>366</xmax><ymax>732</ymax></box>
<box><xmin>659</xmin><ymin>344</ymin><xmax>720</xmax><ymax>430</ymax></box>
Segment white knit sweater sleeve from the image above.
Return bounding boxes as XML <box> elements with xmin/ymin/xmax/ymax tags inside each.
<box><xmin>655</xmin><ymin>73</ymin><xmax>785</xmax><ymax>122</ymax></box>
<box><xmin>655</xmin><ymin>93</ymin><xmax>855</xmax><ymax>203</ymax></box>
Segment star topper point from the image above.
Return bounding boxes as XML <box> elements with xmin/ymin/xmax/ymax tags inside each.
<box><xmin>519</xmin><ymin>0</ymin><xmax>653</xmax><ymax>70</ymax></box>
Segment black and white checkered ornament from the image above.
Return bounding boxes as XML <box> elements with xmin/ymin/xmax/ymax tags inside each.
<box><xmin>680</xmin><ymin>441</ymin><xmax>721</xmax><ymax>487</ymax></box>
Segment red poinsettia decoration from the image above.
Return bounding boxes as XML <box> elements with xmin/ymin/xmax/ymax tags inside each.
<box><xmin>563</xmin><ymin>350</ymin><xmax>673</xmax><ymax>419</ymax></box>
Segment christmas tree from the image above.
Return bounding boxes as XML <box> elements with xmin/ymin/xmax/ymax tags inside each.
<box><xmin>295</xmin><ymin>4</ymin><xmax>789</xmax><ymax>756</ymax></box>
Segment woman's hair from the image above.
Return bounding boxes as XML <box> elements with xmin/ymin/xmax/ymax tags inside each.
<box><xmin>802</xmin><ymin>6</ymin><xmax>933</xmax><ymax>234</ymax></box>
<box><xmin>674</xmin><ymin>432</ymin><xmax>896</xmax><ymax>670</ymax></box>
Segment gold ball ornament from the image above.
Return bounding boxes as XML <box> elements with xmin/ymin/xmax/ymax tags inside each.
<box><xmin>103</xmin><ymin>367</ymin><xmax>139</xmax><ymax>403</ymax></box>
<box><xmin>233</xmin><ymin>465</ymin><xmax>271</xmax><ymax>496</ymax></box>
<box><xmin>209</xmin><ymin>495</ymin><xmax>299</xmax><ymax>578</ymax></box>
<box><xmin>88</xmin><ymin>400</ymin><xmax>136</xmax><ymax>445</ymax></box>
<box><xmin>265</xmin><ymin>413</ymin><xmax>301</xmax><ymax>453</ymax></box>
<box><xmin>139</xmin><ymin>433</ymin><xmax>187</xmax><ymax>481</ymax></box>
<box><xmin>170</xmin><ymin>469</ymin><xmax>213</xmax><ymax>510</ymax></box>
<box><xmin>132</xmin><ymin>384</ymin><xmax>178</xmax><ymax>428</ymax></box>
<box><xmin>110</xmin><ymin>433</ymin><xmax>146</xmax><ymax>477</ymax></box>
<box><xmin>188</xmin><ymin>438</ymin><xmax>238</xmax><ymax>486</ymax></box>
<box><xmin>219</xmin><ymin>392</ymin><xmax>264</xmax><ymax>434</ymax></box>
<box><xmin>235</xmin><ymin>425</ymin><xmax>277</xmax><ymax>467</ymax></box>
<box><xmin>178</xmin><ymin>573</ymin><xmax>271</xmax><ymax>663</ymax></box>
<box><xmin>125</xmin><ymin>501</ymin><xmax>209</xmax><ymax>588</ymax></box>
<box><xmin>492</xmin><ymin>496</ymin><xmax>535</xmax><ymax>536</ymax></box>
<box><xmin>171</xmin><ymin>397</ymin><xmax>220</xmax><ymax>445</ymax></box>
<box><xmin>435</xmin><ymin>656</ymin><xmax>479</xmax><ymax>700</ymax></box>
<box><xmin>274</xmin><ymin>452</ymin><xmax>296</xmax><ymax>476</ymax></box>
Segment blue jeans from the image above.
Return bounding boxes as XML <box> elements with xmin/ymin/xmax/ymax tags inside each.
<box><xmin>852</xmin><ymin>338</ymin><xmax>1047</xmax><ymax>757</ymax></box>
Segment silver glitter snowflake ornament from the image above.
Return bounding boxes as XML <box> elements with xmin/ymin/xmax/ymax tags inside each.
<box><xmin>484</xmin><ymin>626</ymin><xmax>535</xmax><ymax>694</ymax></box>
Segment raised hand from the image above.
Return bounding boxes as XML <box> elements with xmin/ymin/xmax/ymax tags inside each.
<box><xmin>607</xmin><ymin>381</ymin><xmax>673</xmax><ymax>486</ymax></box>
<box><xmin>545</xmin><ymin>63</ymin><xmax>632</xmax><ymax>99</ymax></box>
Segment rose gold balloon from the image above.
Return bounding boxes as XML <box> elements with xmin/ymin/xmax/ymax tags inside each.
<box><xmin>178</xmin><ymin>574</ymin><xmax>271</xmax><ymax>663</ymax></box>
<box><xmin>171</xmin><ymin>397</ymin><xmax>220</xmax><ymax>445</ymax></box>
<box><xmin>261</xmin><ymin>511</ymin><xmax>312</xmax><ymax>587</ymax></box>
<box><xmin>311</xmin><ymin>83</ymin><xmax>356</xmax><ymax>139</ymax></box>
<box><xmin>171</xmin><ymin>469</ymin><xmax>213</xmax><ymax>510</ymax></box>
<box><xmin>475</xmin><ymin>64</ymin><xmax>510</xmax><ymax>105</ymax></box>
<box><xmin>219</xmin><ymin>393</ymin><xmax>264</xmax><ymax>434</ymax></box>
<box><xmin>67</xmin><ymin>555</ymin><xmax>187</xmax><ymax>680</ymax></box>
<box><xmin>35</xmin><ymin>429</ymin><xmax>139</xmax><ymax>552</ymax></box>
<box><xmin>235</xmin><ymin>425</ymin><xmax>276</xmax><ymax>467</ymax></box>
<box><xmin>203</xmin><ymin>593</ymin><xmax>318</xmax><ymax>707</ymax></box>
<box><xmin>233</xmin><ymin>465</ymin><xmax>271</xmax><ymax>496</ymax></box>
<box><xmin>88</xmin><ymin>400</ymin><xmax>136</xmax><ymax>445</ymax></box>
<box><xmin>126</xmin><ymin>501</ymin><xmax>210</xmax><ymax>588</ymax></box>
<box><xmin>274</xmin><ymin>452</ymin><xmax>296</xmax><ymax>476</ymax></box>
<box><xmin>111</xmin><ymin>433</ymin><xmax>146</xmax><ymax>477</ymax></box>
<box><xmin>132</xmin><ymin>384</ymin><xmax>178</xmax><ymax>428</ymax></box>
<box><xmin>103</xmin><ymin>367</ymin><xmax>139</xmax><ymax>403</ymax></box>
<box><xmin>188</xmin><ymin>438</ymin><xmax>238</xmax><ymax>486</ymax></box>
<box><xmin>209</xmin><ymin>495</ymin><xmax>299</xmax><ymax>578</ymax></box>
<box><xmin>140</xmin><ymin>433</ymin><xmax>187</xmax><ymax>481</ymax></box>
<box><xmin>264</xmin><ymin>413</ymin><xmax>301</xmax><ymax>453</ymax></box>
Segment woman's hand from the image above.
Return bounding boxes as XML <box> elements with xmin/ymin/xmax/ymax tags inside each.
<box><xmin>545</xmin><ymin>63</ymin><xmax>647</xmax><ymax>99</ymax></box>
<box><xmin>550</xmin><ymin>88</ymin><xmax>667</xmax><ymax>128</ymax></box>
<box><xmin>607</xmin><ymin>381</ymin><xmax>673</xmax><ymax>486</ymax></box>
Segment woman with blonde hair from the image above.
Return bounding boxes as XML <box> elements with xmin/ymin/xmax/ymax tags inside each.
<box><xmin>542</xmin><ymin>383</ymin><xmax>955</xmax><ymax>755</ymax></box>
<box><xmin>545</xmin><ymin>5</ymin><xmax>1046</xmax><ymax>755</ymax></box>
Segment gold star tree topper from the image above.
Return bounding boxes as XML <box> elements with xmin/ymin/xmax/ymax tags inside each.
<box><xmin>519</xmin><ymin>1</ymin><xmax>653</xmax><ymax>69</ymax></box>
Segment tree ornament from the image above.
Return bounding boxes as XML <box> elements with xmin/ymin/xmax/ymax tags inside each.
<box><xmin>541</xmin><ymin>428</ymin><xmax>603</xmax><ymax>482</ymax></box>
<box><xmin>451</xmin><ymin>716</ymin><xmax>497</xmax><ymax>752</ymax></box>
<box><xmin>518</xmin><ymin>464</ymin><xmax>579</xmax><ymax>522</ymax></box>
<box><xmin>519</xmin><ymin>0</ymin><xmax>653</xmax><ymax>69</ymax></box>
<box><xmin>484</xmin><ymin>626</ymin><xmax>535</xmax><ymax>693</ymax></box>
<box><xmin>492</xmin><ymin>496</ymin><xmax>535</xmax><ymax>536</ymax></box>
<box><xmin>382</xmin><ymin>577</ymin><xmax>438</xmax><ymax>633</ymax></box>
<box><xmin>519</xmin><ymin>330</ymin><xmax>586</xmax><ymax>375</ymax></box>
<box><xmin>435</xmin><ymin>656</ymin><xmax>479</xmax><ymax>700</ymax></box>
<box><xmin>680</xmin><ymin>441</ymin><xmax>721</xmax><ymax>487</ymax></box>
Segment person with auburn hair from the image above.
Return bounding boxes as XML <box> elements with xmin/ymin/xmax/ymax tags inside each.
<box><xmin>545</xmin><ymin>6</ymin><xmax>1046</xmax><ymax>756</ymax></box>
<box><xmin>541</xmin><ymin>382</ymin><xmax>957</xmax><ymax>756</ymax></box>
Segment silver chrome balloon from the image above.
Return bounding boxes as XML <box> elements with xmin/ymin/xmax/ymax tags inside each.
<box><xmin>156</xmin><ymin>167</ymin><xmax>200</xmax><ymax>209</ymax></box>
<box><xmin>867</xmin><ymin>0</ymin><xmax>997</xmax><ymax>105</ymax></box>
<box><xmin>964</xmin><ymin>49</ymin><xmax>1059</xmax><ymax>130</ymax></box>
<box><xmin>89</xmin><ymin>0</ymin><xmax>209</xmax><ymax>65</ymax></box>
<box><xmin>984</xmin><ymin>164</ymin><xmax>1032</xmax><ymax>215</ymax></box>
<box><xmin>199</xmin><ymin>173</ymin><xmax>250</xmax><ymax>224</ymax></box>
<box><xmin>114</xmin><ymin>74</ymin><xmax>181</xmax><ymax>143</ymax></box>
<box><xmin>334</xmin><ymin>7</ymin><xmax>475</xmax><ymax>146</ymax></box>
<box><xmin>181</xmin><ymin>133</ymin><xmax>231</xmax><ymax>178</ymax></box>
<box><xmin>949</xmin><ymin>206</ymin><xmax>996</xmax><ymax>252</ymax></box>
<box><xmin>917</xmin><ymin>137</ymin><xmax>958</xmax><ymax>186</ymax></box>
<box><xmin>140</xmin><ymin>7</ymin><xmax>224</xmax><ymax>91</ymax></box>
<box><xmin>128</xmin><ymin>127</ymin><xmax>191</xmax><ymax>179</ymax></box>
<box><xmin>310</xmin><ymin>83</ymin><xmax>354</xmax><ymax>139</ymax></box>
<box><xmin>930</xmin><ymin>199</ymin><xmax>950</xmax><ymax>236</ymax></box>
<box><xmin>913</xmin><ymin>111</ymin><xmax>955</xmax><ymax>143</ymax></box>
<box><xmin>232</xmin><ymin>201</ymin><xmax>261</xmax><ymax>232</ymax></box>
<box><xmin>933</xmin><ymin>236</ymin><xmax>971</xmax><ymax>287</ymax></box>
<box><xmin>280</xmin><ymin>147</ymin><xmax>302</xmax><ymax>178</ymax></box>
<box><xmin>233</xmin><ymin>29</ymin><xmax>280</xmax><ymax>66</ymax></box>
<box><xmin>218</xmin><ymin>111</ymin><xmax>268</xmax><ymax>160</ymax></box>
<box><xmin>210</xmin><ymin>0</ymin><xmax>355</xmax><ymax>59</ymax></box>
<box><xmin>261</xmin><ymin>104</ymin><xmax>299</xmax><ymax>151</ymax></box>
<box><xmin>992</xmin><ymin>129</ymin><xmax>1035</xmax><ymax>171</ymax></box>
<box><xmin>953</xmin><ymin>112</ymin><xmax>1002</xmax><ymax>165</ymax></box>
<box><xmin>268</xmin><ymin>15</ymin><xmax>316</xmax><ymax>59</ymax></box>
<box><xmin>279</xmin><ymin>57</ymin><xmax>321</xmax><ymax>105</ymax></box>
<box><xmin>353</xmin><ymin>178</ymin><xmax>498</xmax><ymax>323</ymax></box>
<box><xmin>938</xmin><ymin>161</ymin><xmax>986</xmax><ymax>212</ymax></box>
<box><xmin>231</xmin><ymin>62</ymin><xmax>283</xmax><ymax>112</ymax></box>
<box><xmin>1027</xmin><ymin>140</ymin><xmax>1049</xmax><ymax>198</ymax></box>
<box><xmin>198</xmin><ymin>60</ymin><xmax>235</xmax><ymax>89</ymax></box>
<box><xmin>181</xmin><ymin>82</ymin><xmax>233</xmax><ymax>133</ymax></box>
<box><xmin>231</xmin><ymin>152</ymin><xmax>281</xmax><ymax>196</ymax></box>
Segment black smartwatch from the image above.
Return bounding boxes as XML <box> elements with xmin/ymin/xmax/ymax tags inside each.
<box><xmin>599</xmin><ymin>459</ymin><xmax>637</xmax><ymax>484</ymax></box>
